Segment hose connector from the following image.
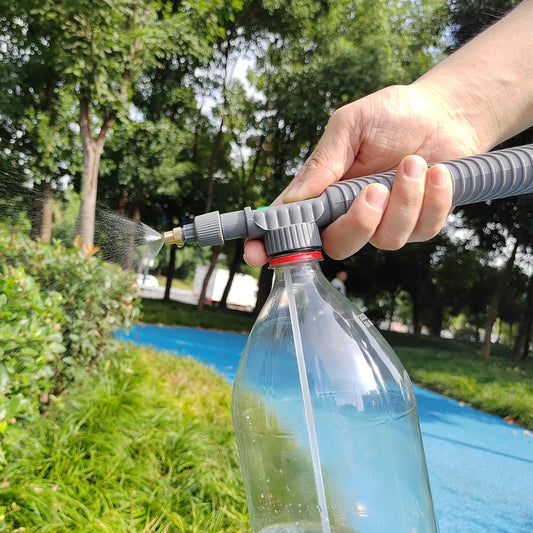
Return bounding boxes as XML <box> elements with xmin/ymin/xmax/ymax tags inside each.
<box><xmin>163</xmin><ymin>227</ymin><xmax>184</xmax><ymax>247</ymax></box>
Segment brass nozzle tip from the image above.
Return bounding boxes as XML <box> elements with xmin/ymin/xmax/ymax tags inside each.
<box><xmin>163</xmin><ymin>227</ymin><xmax>184</xmax><ymax>246</ymax></box>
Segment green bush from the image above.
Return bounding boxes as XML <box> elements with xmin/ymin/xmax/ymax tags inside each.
<box><xmin>0</xmin><ymin>234</ymin><xmax>139</xmax><ymax>370</ymax></box>
<box><xmin>0</xmin><ymin>266</ymin><xmax>65</xmax><ymax>464</ymax></box>
<box><xmin>0</xmin><ymin>233</ymin><xmax>140</xmax><ymax>467</ymax></box>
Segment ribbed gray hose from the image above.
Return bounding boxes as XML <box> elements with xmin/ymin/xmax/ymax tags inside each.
<box><xmin>322</xmin><ymin>144</ymin><xmax>533</xmax><ymax>224</ymax></box>
<box><xmin>171</xmin><ymin>144</ymin><xmax>533</xmax><ymax>251</ymax></box>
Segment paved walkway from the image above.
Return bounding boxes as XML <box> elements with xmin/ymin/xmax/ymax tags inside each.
<box><xmin>116</xmin><ymin>324</ymin><xmax>533</xmax><ymax>533</ymax></box>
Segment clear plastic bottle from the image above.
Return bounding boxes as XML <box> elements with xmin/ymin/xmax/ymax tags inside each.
<box><xmin>232</xmin><ymin>251</ymin><xmax>438</xmax><ymax>533</ymax></box>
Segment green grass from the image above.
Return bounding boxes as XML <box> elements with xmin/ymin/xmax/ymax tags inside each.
<box><xmin>1</xmin><ymin>345</ymin><xmax>250</xmax><ymax>533</ymax></box>
<box><xmin>155</xmin><ymin>276</ymin><xmax>193</xmax><ymax>291</ymax></box>
<box><xmin>395</xmin><ymin>347</ymin><xmax>533</xmax><ymax>429</ymax></box>
<box><xmin>140</xmin><ymin>298</ymin><xmax>256</xmax><ymax>333</ymax></box>
<box><xmin>381</xmin><ymin>330</ymin><xmax>513</xmax><ymax>359</ymax></box>
<box><xmin>377</xmin><ymin>332</ymin><xmax>533</xmax><ymax>429</ymax></box>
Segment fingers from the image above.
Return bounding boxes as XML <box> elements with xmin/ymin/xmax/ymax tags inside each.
<box><xmin>322</xmin><ymin>156</ymin><xmax>453</xmax><ymax>259</ymax></box>
<box><xmin>243</xmin><ymin>238</ymin><xmax>268</xmax><ymax>268</ymax></box>
<box><xmin>321</xmin><ymin>184</ymin><xmax>391</xmax><ymax>259</ymax></box>
<box><xmin>243</xmin><ymin>155</ymin><xmax>453</xmax><ymax>265</ymax></box>
<box><xmin>408</xmin><ymin>164</ymin><xmax>453</xmax><ymax>243</ymax></box>
<box><xmin>369</xmin><ymin>155</ymin><xmax>427</xmax><ymax>250</ymax></box>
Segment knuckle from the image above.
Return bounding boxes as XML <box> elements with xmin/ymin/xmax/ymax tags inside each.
<box><xmin>329</xmin><ymin>106</ymin><xmax>350</xmax><ymax>125</ymax></box>
<box><xmin>394</xmin><ymin>186</ymin><xmax>423</xmax><ymax>211</ymax></box>
<box><xmin>372</xmin><ymin>231</ymin><xmax>406</xmax><ymax>251</ymax></box>
<box><xmin>344</xmin><ymin>207</ymin><xmax>378</xmax><ymax>236</ymax></box>
<box><xmin>414</xmin><ymin>222</ymin><xmax>443</xmax><ymax>242</ymax></box>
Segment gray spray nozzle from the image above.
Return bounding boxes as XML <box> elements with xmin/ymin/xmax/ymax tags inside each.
<box><xmin>165</xmin><ymin>144</ymin><xmax>533</xmax><ymax>256</ymax></box>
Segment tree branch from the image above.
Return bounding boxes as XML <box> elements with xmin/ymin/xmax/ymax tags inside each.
<box><xmin>97</xmin><ymin>111</ymin><xmax>115</xmax><ymax>148</ymax></box>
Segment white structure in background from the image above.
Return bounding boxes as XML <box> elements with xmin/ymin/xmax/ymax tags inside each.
<box><xmin>193</xmin><ymin>265</ymin><xmax>258</xmax><ymax>311</ymax></box>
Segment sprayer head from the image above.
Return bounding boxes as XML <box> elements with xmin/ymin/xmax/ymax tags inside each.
<box><xmin>163</xmin><ymin>227</ymin><xmax>184</xmax><ymax>247</ymax></box>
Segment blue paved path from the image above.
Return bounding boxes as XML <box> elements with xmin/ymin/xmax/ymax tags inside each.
<box><xmin>116</xmin><ymin>324</ymin><xmax>533</xmax><ymax>533</ymax></box>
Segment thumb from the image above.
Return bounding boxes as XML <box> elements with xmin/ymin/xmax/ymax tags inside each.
<box><xmin>282</xmin><ymin>107</ymin><xmax>361</xmax><ymax>203</ymax></box>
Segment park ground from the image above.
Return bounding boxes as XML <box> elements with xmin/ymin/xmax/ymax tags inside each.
<box><xmin>2</xmin><ymin>297</ymin><xmax>531</xmax><ymax>532</ymax></box>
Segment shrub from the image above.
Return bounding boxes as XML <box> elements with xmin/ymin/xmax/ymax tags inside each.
<box><xmin>0</xmin><ymin>265</ymin><xmax>65</xmax><ymax>464</ymax></box>
<box><xmin>0</xmin><ymin>233</ymin><xmax>140</xmax><ymax>466</ymax></box>
<box><xmin>1</xmin><ymin>347</ymin><xmax>250</xmax><ymax>532</ymax></box>
<box><xmin>0</xmin><ymin>234</ymin><xmax>139</xmax><ymax>371</ymax></box>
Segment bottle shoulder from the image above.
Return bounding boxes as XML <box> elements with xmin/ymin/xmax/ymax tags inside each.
<box><xmin>240</xmin><ymin>276</ymin><xmax>415</xmax><ymax>414</ymax></box>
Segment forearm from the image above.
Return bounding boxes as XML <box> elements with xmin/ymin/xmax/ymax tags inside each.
<box><xmin>414</xmin><ymin>0</ymin><xmax>533</xmax><ymax>151</ymax></box>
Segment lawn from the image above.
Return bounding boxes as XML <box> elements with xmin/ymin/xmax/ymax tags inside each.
<box><xmin>1</xmin><ymin>346</ymin><xmax>250</xmax><ymax>533</ymax></box>
<box><xmin>140</xmin><ymin>297</ymin><xmax>256</xmax><ymax>332</ymax></box>
<box><xmin>378</xmin><ymin>331</ymin><xmax>532</xmax><ymax>428</ymax></box>
<box><xmin>155</xmin><ymin>275</ymin><xmax>193</xmax><ymax>291</ymax></box>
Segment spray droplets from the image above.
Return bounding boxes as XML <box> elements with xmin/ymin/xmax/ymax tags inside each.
<box><xmin>0</xmin><ymin>170</ymin><xmax>165</xmax><ymax>274</ymax></box>
<box><xmin>91</xmin><ymin>204</ymin><xmax>164</xmax><ymax>272</ymax></box>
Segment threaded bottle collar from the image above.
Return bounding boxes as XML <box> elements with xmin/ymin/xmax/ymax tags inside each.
<box><xmin>263</xmin><ymin>221</ymin><xmax>322</xmax><ymax>257</ymax></box>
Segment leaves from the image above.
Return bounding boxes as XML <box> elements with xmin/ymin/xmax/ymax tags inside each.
<box><xmin>0</xmin><ymin>233</ymin><xmax>140</xmax><ymax>468</ymax></box>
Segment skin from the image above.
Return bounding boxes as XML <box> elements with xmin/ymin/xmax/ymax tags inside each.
<box><xmin>244</xmin><ymin>0</ymin><xmax>533</xmax><ymax>267</ymax></box>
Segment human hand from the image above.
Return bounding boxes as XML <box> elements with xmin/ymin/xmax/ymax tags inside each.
<box><xmin>244</xmin><ymin>83</ymin><xmax>485</xmax><ymax>266</ymax></box>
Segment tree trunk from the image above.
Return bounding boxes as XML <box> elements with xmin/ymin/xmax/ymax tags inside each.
<box><xmin>411</xmin><ymin>295</ymin><xmax>423</xmax><ymax>335</ymax></box>
<box><xmin>79</xmin><ymin>139</ymin><xmax>103</xmax><ymax>247</ymax></box>
<box><xmin>78</xmin><ymin>98</ymin><xmax>114</xmax><ymax>247</ymax></box>
<box><xmin>192</xmin><ymin>107</ymin><xmax>203</xmax><ymax>163</ymax></box>
<box><xmin>220</xmin><ymin>239</ymin><xmax>244</xmax><ymax>309</ymax></box>
<box><xmin>522</xmin><ymin>274</ymin><xmax>533</xmax><ymax>360</ymax></box>
<box><xmin>253</xmin><ymin>264</ymin><xmax>274</xmax><ymax>315</ymax></box>
<box><xmin>205</xmin><ymin>122</ymin><xmax>224</xmax><ymax>214</ymax></box>
<box><xmin>388</xmin><ymin>289</ymin><xmax>396</xmax><ymax>331</ymax></box>
<box><xmin>117</xmin><ymin>189</ymin><xmax>128</xmax><ymax>215</ymax></box>
<box><xmin>481</xmin><ymin>241</ymin><xmax>518</xmax><ymax>360</ymax></box>
<box><xmin>40</xmin><ymin>180</ymin><xmax>54</xmax><ymax>243</ymax></box>
<box><xmin>428</xmin><ymin>305</ymin><xmax>444</xmax><ymax>337</ymax></box>
<box><xmin>197</xmin><ymin>245</ymin><xmax>222</xmax><ymax>311</ymax></box>
<box><xmin>30</xmin><ymin>184</ymin><xmax>43</xmax><ymax>240</ymax></box>
<box><xmin>164</xmin><ymin>244</ymin><xmax>177</xmax><ymax>301</ymax></box>
<box><xmin>512</xmin><ymin>274</ymin><xmax>533</xmax><ymax>360</ymax></box>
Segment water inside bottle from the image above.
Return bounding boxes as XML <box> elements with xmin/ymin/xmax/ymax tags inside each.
<box><xmin>237</xmin><ymin>402</ymin><xmax>433</xmax><ymax>533</ymax></box>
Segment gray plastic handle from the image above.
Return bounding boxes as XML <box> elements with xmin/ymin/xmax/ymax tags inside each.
<box><xmin>174</xmin><ymin>144</ymin><xmax>533</xmax><ymax>249</ymax></box>
<box><xmin>322</xmin><ymin>144</ymin><xmax>533</xmax><ymax>224</ymax></box>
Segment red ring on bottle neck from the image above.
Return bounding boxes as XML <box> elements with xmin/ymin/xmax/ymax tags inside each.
<box><xmin>269</xmin><ymin>250</ymin><xmax>323</xmax><ymax>267</ymax></box>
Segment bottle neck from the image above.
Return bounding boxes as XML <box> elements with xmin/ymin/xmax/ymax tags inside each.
<box><xmin>269</xmin><ymin>250</ymin><xmax>323</xmax><ymax>268</ymax></box>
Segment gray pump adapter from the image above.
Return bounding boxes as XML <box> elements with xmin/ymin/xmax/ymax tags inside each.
<box><xmin>164</xmin><ymin>144</ymin><xmax>533</xmax><ymax>257</ymax></box>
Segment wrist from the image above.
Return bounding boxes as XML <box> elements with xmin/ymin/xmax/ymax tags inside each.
<box><xmin>413</xmin><ymin>0</ymin><xmax>533</xmax><ymax>151</ymax></box>
<box><xmin>412</xmin><ymin>75</ymin><xmax>495</xmax><ymax>155</ymax></box>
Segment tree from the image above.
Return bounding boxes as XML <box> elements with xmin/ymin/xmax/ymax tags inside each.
<box><xmin>99</xmin><ymin>117</ymin><xmax>196</xmax><ymax>269</ymax></box>
<box><xmin>240</xmin><ymin>0</ymin><xmax>449</xmax><ymax>308</ymax></box>
<box><xmin>446</xmin><ymin>0</ymin><xmax>532</xmax><ymax>358</ymax></box>
<box><xmin>1</xmin><ymin>0</ymin><xmax>243</xmax><ymax>248</ymax></box>
<box><xmin>0</xmin><ymin>11</ymin><xmax>80</xmax><ymax>242</ymax></box>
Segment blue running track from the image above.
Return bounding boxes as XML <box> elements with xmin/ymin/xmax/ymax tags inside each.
<box><xmin>115</xmin><ymin>324</ymin><xmax>533</xmax><ymax>533</ymax></box>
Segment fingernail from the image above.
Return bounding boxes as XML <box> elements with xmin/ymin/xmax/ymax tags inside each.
<box><xmin>430</xmin><ymin>165</ymin><xmax>448</xmax><ymax>187</ymax></box>
<box><xmin>403</xmin><ymin>156</ymin><xmax>426</xmax><ymax>180</ymax></box>
<box><xmin>282</xmin><ymin>191</ymin><xmax>296</xmax><ymax>204</ymax></box>
<box><xmin>365</xmin><ymin>184</ymin><xmax>389</xmax><ymax>209</ymax></box>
